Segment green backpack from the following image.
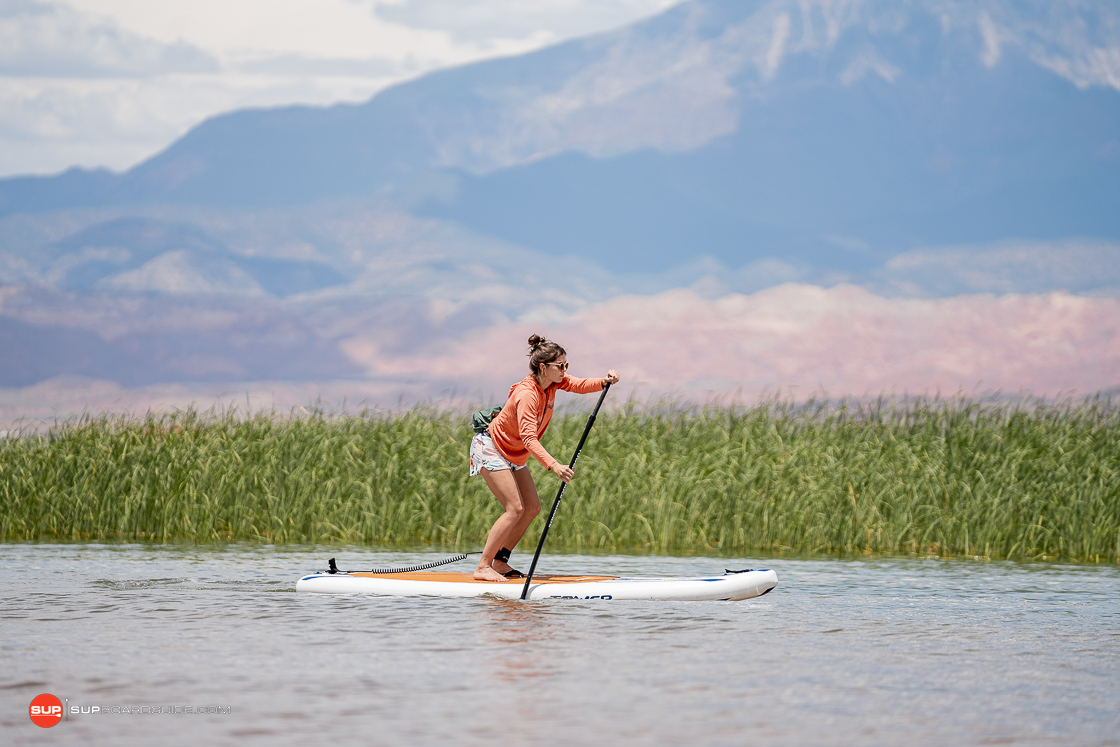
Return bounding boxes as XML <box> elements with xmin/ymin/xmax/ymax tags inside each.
<box><xmin>471</xmin><ymin>405</ymin><xmax>503</xmax><ymax>434</ymax></box>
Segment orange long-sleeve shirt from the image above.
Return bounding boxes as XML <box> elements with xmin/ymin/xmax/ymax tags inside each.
<box><xmin>488</xmin><ymin>374</ymin><xmax>604</xmax><ymax>469</ymax></box>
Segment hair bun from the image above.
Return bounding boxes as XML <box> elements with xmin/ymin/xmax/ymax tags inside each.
<box><xmin>525</xmin><ymin>335</ymin><xmax>567</xmax><ymax>373</ymax></box>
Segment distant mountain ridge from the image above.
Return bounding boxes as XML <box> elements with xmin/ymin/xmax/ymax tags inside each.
<box><xmin>40</xmin><ymin>217</ymin><xmax>348</xmax><ymax>297</ymax></box>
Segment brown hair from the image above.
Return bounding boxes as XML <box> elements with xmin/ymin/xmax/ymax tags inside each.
<box><xmin>527</xmin><ymin>334</ymin><xmax>566</xmax><ymax>377</ymax></box>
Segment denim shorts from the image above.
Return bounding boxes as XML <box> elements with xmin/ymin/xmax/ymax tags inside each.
<box><xmin>469</xmin><ymin>432</ymin><xmax>526</xmax><ymax>476</ymax></box>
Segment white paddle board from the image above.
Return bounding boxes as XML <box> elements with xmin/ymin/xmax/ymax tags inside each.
<box><xmin>295</xmin><ymin>568</ymin><xmax>777</xmax><ymax>601</ymax></box>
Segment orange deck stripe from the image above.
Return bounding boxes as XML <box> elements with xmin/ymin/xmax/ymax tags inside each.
<box><xmin>345</xmin><ymin>572</ymin><xmax>619</xmax><ymax>584</ymax></box>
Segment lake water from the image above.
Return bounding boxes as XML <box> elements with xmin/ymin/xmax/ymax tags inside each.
<box><xmin>1</xmin><ymin>545</ymin><xmax>1118</xmax><ymax>746</ymax></box>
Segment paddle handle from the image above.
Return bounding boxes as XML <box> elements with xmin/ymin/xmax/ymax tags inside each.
<box><xmin>520</xmin><ymin>383</ymin><xmax>611</xmax><ymax>600</ymax></box>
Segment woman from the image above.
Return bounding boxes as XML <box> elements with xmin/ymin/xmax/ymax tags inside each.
<box><xmin>469</xmin><ymin>334</ymin><xmax>620</xmax><ymax>582</ymax></box>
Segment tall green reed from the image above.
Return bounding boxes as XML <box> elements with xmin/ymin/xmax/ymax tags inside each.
<box><xmin>1</xmin><ymin>397</ymin><xmax>1117</xmax><ymax>561</ymax></box>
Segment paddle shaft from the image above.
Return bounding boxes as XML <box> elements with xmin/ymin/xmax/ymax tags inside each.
<box><xmin>520</xmin><ymin>382</ymin><xmax>611</xmax><ymax>600</ymax></box>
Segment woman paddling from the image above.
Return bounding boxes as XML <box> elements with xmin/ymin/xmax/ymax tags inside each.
<box><xmin>470</xmin><ymin>334</ymin><xmax>619</xmax><ymax>582</ymax></box>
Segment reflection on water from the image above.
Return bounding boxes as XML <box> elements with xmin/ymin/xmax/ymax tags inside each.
<box><xmin>0</xmin><ymin>545</ymin><xmax>1117</xmax><ymax>746</ymax></box>
<box><xmin>479</xmin><ymin>598</ymin><xmax>558</xmax><ymax>683</ymax></box>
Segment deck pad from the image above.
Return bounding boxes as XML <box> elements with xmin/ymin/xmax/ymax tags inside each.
<box><xmin>296</xmin><ymin>568</ymin><xmax>778</xmax><ymax>601</ymax></box>
<box><xmin>344</xmin><ymin>571</ymin><xmax>619</xmax><ymax>584</ymax></box>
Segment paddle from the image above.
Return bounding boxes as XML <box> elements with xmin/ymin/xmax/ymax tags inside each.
<box><xmin>520</xmin><ymin>382</ymin><xmax>611</xmax><ymax>600</ymax></box>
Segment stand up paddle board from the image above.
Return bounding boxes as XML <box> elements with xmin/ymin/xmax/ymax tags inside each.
<box><xmin>295</xmin><ymin>568</ymin><xmax>777</xmax><ymax>601</ymax></box>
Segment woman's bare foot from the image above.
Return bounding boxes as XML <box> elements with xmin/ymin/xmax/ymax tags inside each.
<box><xmin>492</xmin><ymin>559</ymin><xmax>513</xmax><ymax>576</ymax></box>
<box><xmin>473</xmin><ymin>565</ymin><xmax>507</xmax><ymax>582</ymax></box>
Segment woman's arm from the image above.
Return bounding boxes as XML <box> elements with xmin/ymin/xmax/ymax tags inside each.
<box><xmin>514</xmin><ymin>389</ymin><xmax>561</xmax><ymax>472</ymax></box>
<box><xmin>559</xmin><ymin>369</ymin><xmax>620</xmax><ymax>393</ymax></box>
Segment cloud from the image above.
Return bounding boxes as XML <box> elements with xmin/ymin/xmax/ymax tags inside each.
<box><xmin>373</xmin><ymin>0</ymin><xmax>680</xmax><ymax>44</ymax></box>
<box><xmin>0</xmin><ymin>0</ymin><xmax>218</xmax><ymax>77</ymax></box>
<box><xmin>840</xmin><ymin>48</ymin><xmax>902</xmax><ymax>84</ymax></box>
<box><xmin>963</xmin><ymin>1</ymin><xmax>1120</xmax><ymax>90</ymax></box>
<box><xmin>977</xmin><ymin>11</ymin><xmax>1002</xmax><ymax>66</ymax></box>
<box><xmin>0</xmin><ymin>72</ymin><xmax>404</xmax><ymax>175</ymax></box>
<box><xmin>762</xmin><ymin>11</ymin><xmax>790</xmax><ymax>79</ymax></box>
<box><xmin>1032</xmin><ymin>42</ymin><xmax>1120</xmax><ymax>91</ymax></box>
<box><xmin>61</xmin><ymin>0</ymin><xmax>450</xmax><ymax>62</ymax></box>
<box><xmin>877</xmin><ymin>240</ymin><xmax>1120</xmax><ymax>297</ymax></box>
<box><xmin>234</xmin><ymin>54</ymin><xmax>405</xmax><ymax>78</ymax></box>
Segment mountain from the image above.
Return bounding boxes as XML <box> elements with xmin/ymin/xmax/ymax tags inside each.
<box><xmin>0</xmin><ymin>200</ymin><xmax>621</xmax><ymax>389</ymax></box>
<box><xmin>39</xmin><ymin>217</ymin><xmax>348</xmax><ymax>296</ymax></box>
<box><xmin>2</xmin><ymin>0</ymin><xmax>1119</xmax><ymax>397</ymax></box>
<box><xmin>1</xmin><ymin>0</ymin><xmax>1117</xmax><ymax>274</ymax></box>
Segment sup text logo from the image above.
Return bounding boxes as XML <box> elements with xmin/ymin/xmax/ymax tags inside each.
<box><xmin>30</xmin><ymin>694</ymin><xmax>63</xmax><ymax>728</ymax></box>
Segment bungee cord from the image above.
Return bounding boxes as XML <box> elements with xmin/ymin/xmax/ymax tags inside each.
<box><xmin>326</xmin><ymin>553</ymin><xmax>481</xmax><ymax>575</ymax></box>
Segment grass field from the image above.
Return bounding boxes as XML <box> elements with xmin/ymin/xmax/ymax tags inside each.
<box><xmin>1</xmin><ymin>397</ymin><xmax>1118</xmax><ymax>561</ymax></box>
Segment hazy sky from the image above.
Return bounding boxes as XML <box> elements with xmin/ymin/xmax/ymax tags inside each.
<box><xmin>0</xmin><ymin>0</ymin><xmax>679</xmax><ymax>177</ymax></box>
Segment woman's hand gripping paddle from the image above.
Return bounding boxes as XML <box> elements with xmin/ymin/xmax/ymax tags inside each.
<box><xmin>520</xmin><ymin>383</ymin><xmax>611</xmax><ymax>600</ymax></box>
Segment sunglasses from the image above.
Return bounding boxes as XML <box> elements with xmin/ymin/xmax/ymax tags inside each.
<box><xmin>545</xmin><ymin>361</ymin><xmax>569</xmax><ymax>371</ymax></box>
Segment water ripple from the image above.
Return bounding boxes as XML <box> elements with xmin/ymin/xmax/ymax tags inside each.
<box><xmin>1</xmin><ymin>545</ymin><xmax>1117</xmax><ymax>746</ymax></box>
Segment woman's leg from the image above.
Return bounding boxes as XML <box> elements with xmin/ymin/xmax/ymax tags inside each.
<box><xmin>485</xmin><ymin>468</ymin><xmax>542</xmax><ymax>575</ymax></box>
<box><xmin>499</xmin><ymin>468</ymin><xmax>541</xmax><ymax>561</ymax></box>
<box><xmin>474</xmin><ymin>467</ymin><xmax>529</xmax><ymax>582</ymax></box>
